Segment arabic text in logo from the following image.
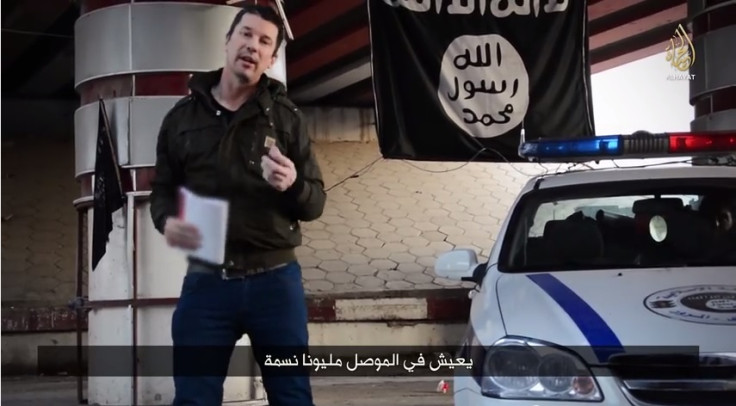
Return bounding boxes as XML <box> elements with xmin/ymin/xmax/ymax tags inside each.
<box><xmin>644</xmin><ymin>285</ymin><xmax>736</xmax><ymax>326</ymax></box>
<box><xmin>665</xmin><ymin>24</ymin><xmax>696</xmax><ymax>81</ymax></box>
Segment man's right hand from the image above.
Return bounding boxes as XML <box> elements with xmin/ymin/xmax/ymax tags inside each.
<box><xmin>163</xmin><ymin>217</ymin><xmax>202</xmax><ymax>250</ymax></box>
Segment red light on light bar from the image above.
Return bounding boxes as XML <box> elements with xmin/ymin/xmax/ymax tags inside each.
<box><xmin>668</xmin><ymin>132</ymin><xmax>736</xmax><ymax>153</ymax></box>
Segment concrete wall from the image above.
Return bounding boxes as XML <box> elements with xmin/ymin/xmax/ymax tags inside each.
<box><xmin>302</xmin><ymin>107</ymin><xmax>377</xmax><ymax>143</ymax></box>
<box><xmin>1</xmin><ymin>135</ymin><xmax>82</xmax><ymax>306</ymax></box>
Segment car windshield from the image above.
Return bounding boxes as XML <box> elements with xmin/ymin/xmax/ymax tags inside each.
<box><xmin>499</xmin><ymin>177</ymin><xmax>736</xmax><ymax>272</ymax></box>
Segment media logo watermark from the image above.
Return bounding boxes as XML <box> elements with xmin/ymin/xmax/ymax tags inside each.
<box><xmin>665</xmin><ymin>24</ymin><xmax>696</xmax><ymax>81</ymax></box>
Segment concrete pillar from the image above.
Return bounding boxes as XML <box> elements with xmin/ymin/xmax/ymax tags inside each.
<box><xmin>73</xmin><ymin>1</ymin><xmax>285</xmax><ymax>404</ymax></box>
<box><xmin>687</xmin><ymin>0</ymin><xmax>736</xmax><ymax>164</ymax></box>
<box><xmin>688</xmin><ymin>1</ymin><xmax>736</xmax><ymax>132</ymax></box>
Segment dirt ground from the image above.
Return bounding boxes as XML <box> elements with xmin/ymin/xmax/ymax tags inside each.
<box><xmin>1</xmin><ymin>376</ymin><xmax>455</xmax><ymax>406</ymax></box>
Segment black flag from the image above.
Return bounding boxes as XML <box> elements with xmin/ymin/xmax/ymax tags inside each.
<box><xmin>91</xmin><ymin>98</ymin><xmax>125</xmax><ymax>271</ymax></box>
<box><xmin>368</xmin><ymin>0</ymin><xmax>596</xmax><ymax>162</ymax></box>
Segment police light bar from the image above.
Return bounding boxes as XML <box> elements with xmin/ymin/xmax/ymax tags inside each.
<box><xmin>518</xmin><ymin>131</ymin><xmax>736</xmax><ymax>162</ymax></box>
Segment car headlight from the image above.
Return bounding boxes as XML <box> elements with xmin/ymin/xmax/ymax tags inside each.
<box><xmin>460</xmin><ymin>332</ymin><xmax>603</xmax><ymax>401</ymax></box>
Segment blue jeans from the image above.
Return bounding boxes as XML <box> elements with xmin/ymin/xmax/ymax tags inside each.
<box><xmin>171</xmin><ymin>261</ymin><xmax>314</xmax><ymax>406</ymax></box>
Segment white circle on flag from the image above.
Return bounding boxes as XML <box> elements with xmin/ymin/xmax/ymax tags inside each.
<box><xmin>438</xmin><ymin>34</ymin><xmax>529</xmax><ymax>139</ymax></box>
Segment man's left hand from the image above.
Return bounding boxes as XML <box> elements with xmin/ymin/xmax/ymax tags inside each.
<box><xmin>261</xmin><ymin>145</ymin><xmax>297</xmax><ymax>192</ymax></box>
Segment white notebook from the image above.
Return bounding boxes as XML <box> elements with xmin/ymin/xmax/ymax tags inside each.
<box><xmin>178</xmin><ymin>187</ymin><xmax>230</xmax><ymax>264</ymax></box>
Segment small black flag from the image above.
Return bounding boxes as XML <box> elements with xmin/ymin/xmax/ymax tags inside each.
<box><xmin>91</xmin><ymin>98</ymin><xmax>125</xmax><ymax>271</ymax></box>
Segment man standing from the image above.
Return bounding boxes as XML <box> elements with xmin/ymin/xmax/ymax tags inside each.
<box><xmin>149</xmin><ymin>5</ymin><xmax>325</xmax><ymax>405</ymax></box>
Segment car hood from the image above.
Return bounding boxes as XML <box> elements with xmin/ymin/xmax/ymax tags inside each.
<box><xmin>495</xmin><ymin>267</ymin><xmax>736</xmax><ymax>357</ymax></box>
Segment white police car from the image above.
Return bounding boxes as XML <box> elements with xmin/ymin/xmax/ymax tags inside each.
<box><xmin>434</xmin><ymin>131</ymin><xmax>736</xmax><ymax>405</ymax></box>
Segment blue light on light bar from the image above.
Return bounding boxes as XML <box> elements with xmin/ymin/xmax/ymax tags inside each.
<box><xmin>519</xmin><ymin>135</ymin><xmax>621</xmax><ymax>159</ymax></box>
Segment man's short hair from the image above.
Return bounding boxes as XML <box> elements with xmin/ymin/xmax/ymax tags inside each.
<box><xmin>226</xmin><ymin>4</ymin><xmax>285</xmax><ymax>54</ymax></box>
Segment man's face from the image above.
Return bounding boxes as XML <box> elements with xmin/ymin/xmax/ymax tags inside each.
<box><xmin>225</xmin><ymin>13</ymin><xmax>279</xmax><ymax>84</ymax></box>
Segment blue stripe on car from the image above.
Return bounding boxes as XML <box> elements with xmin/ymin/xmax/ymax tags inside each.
<box><xmin>527</xmin><ymin>273</ymin><xmax>624</xmax><ymax>362</ymax></box>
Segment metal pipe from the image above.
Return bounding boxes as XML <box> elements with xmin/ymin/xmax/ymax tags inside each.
<box><xmin>75</xmin><ymin>207</ymin><xmax>88</xmax><ymax>405</ymax></box>
<box><xmin>88</xmin><ymin>297</ymin><xmax>179</xmax><ymax>308</ymax></box>
<box><xmin>129</xmin><ymin>194</ymin><xmax>139</xmax><ymax>406</ymax></box>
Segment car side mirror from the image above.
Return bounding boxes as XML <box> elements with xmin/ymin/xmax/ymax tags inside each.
<box><xmin>435</xmin><ymin>249</ymin><xmax>483</xmax><ymax>282</ymax></box>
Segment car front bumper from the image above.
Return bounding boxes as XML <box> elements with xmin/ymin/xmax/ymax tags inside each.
<box><xmin>452</xmin><ymin>375</ymin><xmax>635</xmax><ymax>406</ymax></box>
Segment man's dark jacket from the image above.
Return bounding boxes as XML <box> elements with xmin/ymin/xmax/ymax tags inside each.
<box><xmin>149</xmin><ymin>69</ymin><xmax>326</xmax><ymax>269</ymax></box>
